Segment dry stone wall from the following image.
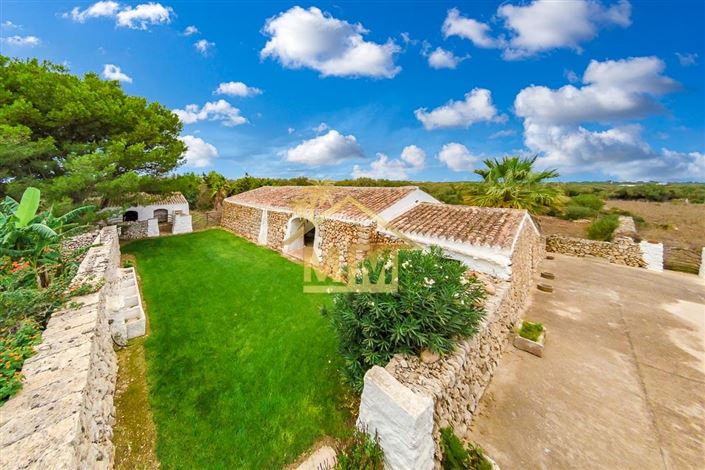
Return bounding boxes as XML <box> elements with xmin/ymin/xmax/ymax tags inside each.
<box><xmin>546</xmin><ymin>235</ymin><xmax>646</xmax><ymax>267</ymax></box>
<box><xmin>221</xmin><ymin>201</ymin><xmax>262</xmax><ymax>243</ymax></box>
<box><xmin>0</xmin><ymin>226</ymin><xmax>120</xmax><ymax>469</ymax></box>
<box><xmin>266</xmin><ymin>209</ymin><xmax>290</xmax><ymax>251</ymax></box>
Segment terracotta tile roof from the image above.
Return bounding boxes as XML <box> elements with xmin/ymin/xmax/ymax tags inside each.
<box><xmin>389</xmin><ymin>203</ymin><xmax>529</xmax><ymax>250</ymax></box>
<box><xmin>107</xmin><ymin>192</ymin><xmax>188</xmax><ymax>207</ymax></box>
<box><xmin>225</xmin><ymin>186</ymin><xmax>418</xmax><ymax>222</ymax></box>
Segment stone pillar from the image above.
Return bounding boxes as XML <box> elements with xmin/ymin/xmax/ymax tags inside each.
<box><xmin>147</xmin><ymin>218</ymin><xmax>159</xmax><ymax>237</ymax></box>
<box><xmin>639</xmin><ymin>240</ymin><xmax>663</xmax><ymax>272</ymax></box>
<box><xmin>358</xmin><ymin>366</ymin><xmax>434</xmax><ymax>470</ymax></box>
<box><xmin>172</xmin><ymin>214</ymin><xmax>193</xmax><ymax>234</ymax></box>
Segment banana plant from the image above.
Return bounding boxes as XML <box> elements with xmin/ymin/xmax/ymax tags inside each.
<box><xmin>1</xmin><ymin>187</ymin><xmax>93</xmax><ymax>287</ymax></box>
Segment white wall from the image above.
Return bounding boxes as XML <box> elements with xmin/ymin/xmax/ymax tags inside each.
<box><xmin>639</xmin><ymin>241</ymin><xmax>664</xmax><ymax>272</ymax></box>
<box><xmin>172</xmin><ymin>214</ymin><xmax>193</xmax><ymax>234</ymax></box>
<box><xmin>378</xmin><ymin>188</ymin><xmax>440</xmax><ymax>223</ymax></box>
<box><xmin>108</xmin><ymin>202</ymin><xmax>189</xmax><ymax>223</ymax></box>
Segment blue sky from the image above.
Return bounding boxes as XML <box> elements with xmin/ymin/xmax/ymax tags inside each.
<box><xmin>1</xmin><ymin>0</ymin><xmax>704</xmax><ymax>182</ymax></box>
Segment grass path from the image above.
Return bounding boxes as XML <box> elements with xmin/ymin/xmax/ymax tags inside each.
<box><xmin>122</xmin><ymin>229</ymin><xmax>350</xmax><ymax>469</ymax></box>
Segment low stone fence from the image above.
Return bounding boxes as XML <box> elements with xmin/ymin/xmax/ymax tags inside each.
<box><xmin>545</xmin><ymin>216</ymin><xmax>666</xmax><ymax>271</ymax></box>
<box><xmin>546</xmin><ymin>235</ymin><xmax>646</xmax><ymax>267</ymax></box>
<box><xmin>358</xmin><ymin>276</ymin><xmax>531</xmax><ymax>470</ymax></box>
<box><xmin>0</xmin><ymin>226</ymin><xmax>121</xmax><ymax>469</ymax></box>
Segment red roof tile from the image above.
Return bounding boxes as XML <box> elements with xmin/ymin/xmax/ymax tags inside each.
<box><xmin>225</xmin><ymin>186</ymin><xmax>418</xmax><ymax>222</ymax></box>
<box><xmin>390</xmin><ymin>203</ymin><xmax>529</xmax><ymax>250</ymax></box>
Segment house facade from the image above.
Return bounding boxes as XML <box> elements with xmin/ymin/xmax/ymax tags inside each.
<box><xmin>105</xmin><ymin>192</ymin><xmax>193</xmax><ymax>239</ymax></box>
<box><xmin>221</xmin><ymin>185</ymin><xmax>542</xmax><ymax>283</ymax></box>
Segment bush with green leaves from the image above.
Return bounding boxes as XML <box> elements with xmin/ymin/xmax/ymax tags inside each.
<box><xmin>570</xmin><ymin>194</ymin><xmax>604</xmax><ymax>211</ymax></box>
<box><xmin>329</xmin><ymin>246</ymin><xmax>485</xmax><ymax>391</ymax></box>
<box><xmin>334</xmin><ymin>429</ymin><xmax>384</xmax><ymax>470</ymax></box>
<box><xmin>561</xmin><ymin>204</ymin><xmax>597</xmax><ymax>220</ymax></box>
<box><xmin>587</xmin><ymin>214</ymin><xmax>620</xmax><ymax>241</ymax></box>
<box><xmin>440</xmin><ymin>427</ymin><xmax>493</xmax><ymax>470</ymax></box>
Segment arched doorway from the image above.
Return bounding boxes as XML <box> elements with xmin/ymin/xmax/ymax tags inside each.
<box><xmin>123</xmin><ymin>210</ymin><xmax>138</xmax><ymax>222</ymax></box>
<box><xmin>282</xmin><ymin>217</ymin><xmax>320</xmax><ymax>261</ymax></box>
<box><xmin>153</xmin><ymin>208</ymin><xmax>168</xmax><ymax>223</ymax></box>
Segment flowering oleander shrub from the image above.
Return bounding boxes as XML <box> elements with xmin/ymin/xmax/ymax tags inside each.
<box><xmin>327</xmin><ymin>246</ymin><xmax>485</xmax><ymax>391</ymax></box>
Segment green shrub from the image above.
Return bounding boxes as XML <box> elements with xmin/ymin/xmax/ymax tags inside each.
<box><xmin>561</xmin><ymin>205</ymin><xmax>597</xmax><ymax>220</ymax></box>
<box><xmin>587</xmin><ymin>214</ymin><xmax>619</xmax><ymax>241</ymax></box>
<box><xmin>329</xmin><ymin>246</ymin><xmax>486</xmax><ymax>391</ymax></box>
<box><xmin>570</xmin><ymin>194</ymin><xmax>604</xmax><ymax>211</ymax></box>
<box><xmin>334</xmin><ymin>429</ymin><xmax>384</xmax><ymax>470</ymax></box>
<box><xmin>0</xmin><ymin>320</ymin><xmax>41</xmax><ymax>403</ymax></box>
<box><xmin>440</xmin><ymin>427</ymin><xmax>493</xmax><ymax>470</ymax></box>
<box><xmin>519</xmin><ymin>321</ymin><xmax>544</xmax><ymax>342</ymax></box>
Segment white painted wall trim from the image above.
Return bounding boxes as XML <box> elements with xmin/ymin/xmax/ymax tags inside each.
<box><xmin>258</xmin><ymin>209</ymin><xmax>268</xmax><ymax>245</ymax></box>
<box><xmin>639</xmin><ymin>241</ymin><xmax>664</xmax><ymax>272</ymax></box>
<box><xmin>386</xmin><ymin>230</ymin><xmax>512</xmax><ymax>279</ymax></box>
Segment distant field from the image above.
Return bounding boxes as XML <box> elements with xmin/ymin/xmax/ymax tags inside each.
<box><xmin>539</xmin><ymin>200</ymin><xmax>704</xmax><ymax>274</ymax></box>
<box><xmin>606</xmin><ymin>200</ymin><xmax>704</xmax><ymax>273</ymax></box>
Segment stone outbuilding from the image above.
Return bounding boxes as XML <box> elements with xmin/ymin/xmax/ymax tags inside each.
<box><xmin>221</xmin><ymin>185</ymin><xmax>541</xmax><ymax>281</ymax></box>
<box><xmin>105</xmin><ymin>192</ymin><xmax>193</xmax><ymax>239</ymax></box>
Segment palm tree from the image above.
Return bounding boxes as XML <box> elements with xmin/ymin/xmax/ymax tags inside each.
<box><xmin>470</xmin><ymin>156</ymin><xmax>566</xmax><ymax>213</ymax></box>
<box><xmin>204</xmin><ymin>171</ymin><xmax>232</xmax><ymax>210</ymax></box>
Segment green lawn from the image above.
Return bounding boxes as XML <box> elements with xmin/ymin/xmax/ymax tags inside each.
<box><xmin>123</xmin><ymin>229</ymin><xmax>350</xmax><ymax>469</ymax></box>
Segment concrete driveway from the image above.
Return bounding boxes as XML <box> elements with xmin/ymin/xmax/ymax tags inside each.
<box><xmin>467</xmin><ymin>254</ymin><xmax>705</xmax><ymax>469</ymax></box>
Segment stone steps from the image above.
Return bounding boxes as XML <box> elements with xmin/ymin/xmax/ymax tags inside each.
<box><xmin>109</xmin><ymin>267</ymin><xmax>146</xmax><ymax>344</ymax></box>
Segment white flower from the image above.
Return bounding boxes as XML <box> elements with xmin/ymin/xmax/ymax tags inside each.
<box><xmin>424</xmin><ymin>277</ymin><xmax>435</xmax><ymax>287</ymax></box>
<box><xmin>460</xmin><ymin>277</ymin><xmax>468</xmax><ymax>285</ymax></box>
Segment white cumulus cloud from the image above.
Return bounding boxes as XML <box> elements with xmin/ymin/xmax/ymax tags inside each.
<box><xmin>515</xmin><ymin>56</ymin><xmax>679</xmax><ymax>124</ymax></box>
<box><xmin>499</xmin><ymin>0</ymin><xmax>631</xmax><ymax>59</ymax></box>
<box><xmin>442</xmin><ymin>1</ymin><xmax>631</xmax><ymax>60</ymax></box>
<box><xmin>65</xmin><ymin>1</ymin><xmax>120</xmax><ymax>22</ymax></box>
<box><xmin>261</xmin><ymin>6</ymin><xmax>400</xmax><ymax>78</ymax></box>
<box><xmin>116</xmin><ymin>3</ymin><xmax>173</xmax><ymax>29</ymax></box>
<box><xmin>415</xmin><ymin>88</ymin><xmax>504</xmax><ymax>130</ymax></box>
<box><xmin>215</xmin><ymin>81</ymin><xmax>262</xmax><ymax>97</ymax></box>
<box><xmin>1</xmin><ymin>35</ymin><xmax>40</xmax><ymax>46</ymax></box>
<box><xmin>173</xmin><ymin>100</ymin><xmax>247</xmax><ymax>127</ymax></box>
<box><xmin>102</xmin><ymin>64</ymin><xmax>132</xmax><ymax>83</ymax></box>
<box><xmin>442</xmin><ymin>8</ymin><xmax>498</xmax><ymax>48</ymax></box>
<box><xmin>427</xmin><ymin>46</ymin><xmax>467</xmax><ymax>69</ymax></box>
<box><xmin>437</xmin><ymin>143</ymin><xmax>480</xmax><ymax>172</ymax></box>
<box><xmin>514</xmin><ymin>56</ymin><xmax>703</xmax><ymax>181</ymax></box>
<box><xmin>180</xmin><ymin>135</ymin><xmax>219</xmax><ymax>168</ymax></box>
<box><xmin>64</xmin><ymin>2</ymin><xmax>173</xmax><ymax>29</ymax></box>
<box><xmin>194</xmin><ymin>39</ymin><xmax>215</xmax><ymax>56</ymax></box>
<box><xmin>352</xmin><ymin>145</ymin><xmax>426</xmax><ymax>180</ymax></box>
<box><xmin>286</xmin><ymin>130</ymin><xmax>364</xmax><ymax>166</ymax></box>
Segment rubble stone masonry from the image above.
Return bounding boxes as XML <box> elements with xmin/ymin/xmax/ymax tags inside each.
<box><xmin>0</xmin><ymin>226</ymin><xmax>121</xmax><ymax>469</ymax></box>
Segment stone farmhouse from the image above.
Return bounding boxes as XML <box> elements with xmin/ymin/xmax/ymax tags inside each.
<box><xmin>105</xmin><ymin>192</ymin><xmax>193</xmax><ymax>239</ymax></box>
<box><xmin>221</xmin><ymin>185</ymin><xmax>541</xmax><ymax>282</ymax></box>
